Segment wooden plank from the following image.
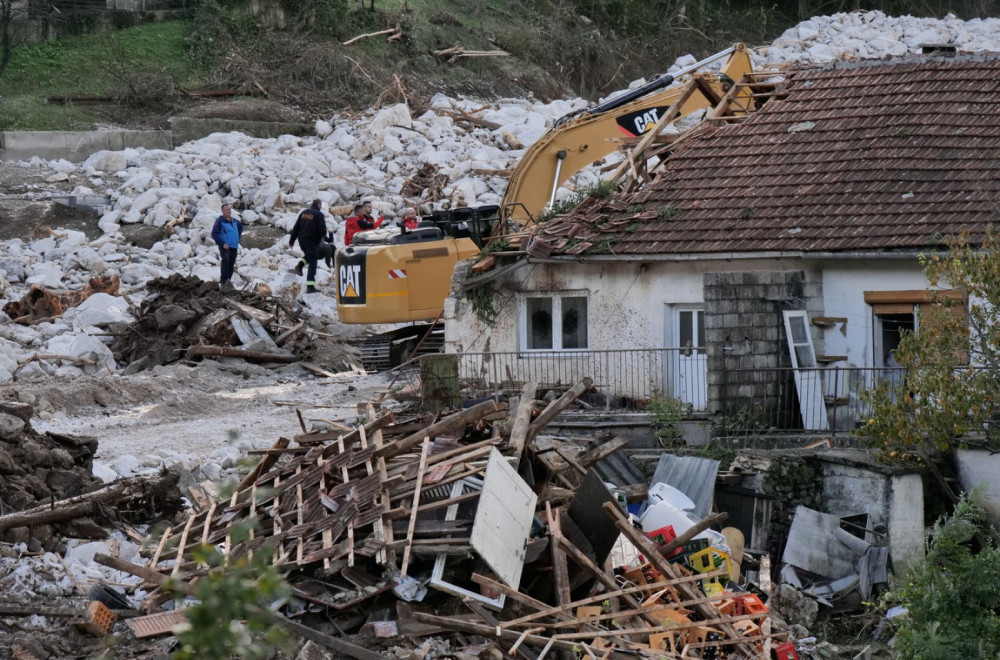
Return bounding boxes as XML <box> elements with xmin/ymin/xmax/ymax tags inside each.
<box><xmin>577</xmin><ymin>437</ymin><xmax>629</xmax><ymax>469</ymax></box>
<box><xmin>508</xmin><ymin>381</ymin><xmax>538</xmax><ymax>454</ymax></box>
<box><xmin>237</xmin><ymin>437</ymin><xmax>291</xmax><ymax>491</ymax></box>
<box><xmin>411</xmin><ymin>613</ymin><xmax>636</xmax><ymax>660</ymax></box>
<box><xmin>527</xmin><ymin>378</ymin><xmax>593</xmax><ymax>444</ymax></box>
<box><xmin>400</xmin><ymin>438</ymin><xmax>430</xmax><ymax>579</ymax></box>
<box><xmin>500</xmin><ymin>571</ymin><xmax>728</xmax><ymax>629</ymax></box>
<box><xmin>171</xmin><ymin>515</ymin><xmax>196</xmax><ymax>577</ymax></box>
<box><xmin>864</xmin><ymin>288</ymin><xmax>962</xmax><ymax>304</ymax></box>
<box><xmin>552</xmin><ymin>530</ymin><xmax>660</xmax><ymax>629</ymax></box>
<box><xmin>378</xmin><ymin>400</ymin><xmax>503</xmax><ymax>460</ymax></box>
<box><xmin>547</xmin><ymin>504</ymin><xmax>571</xmax><ymax>608</ymax></box>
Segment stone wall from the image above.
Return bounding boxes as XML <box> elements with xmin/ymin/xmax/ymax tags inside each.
<box><xmin>704</xmin><ymin>270</ymin><xmax>823</xmax><ymax>423</ymax></box>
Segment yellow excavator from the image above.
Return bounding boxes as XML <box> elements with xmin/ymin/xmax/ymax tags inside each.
<box><xmin>336</xmin><ymin>44</ymin><xmax>755</xmax><ymax>370</ymax></box>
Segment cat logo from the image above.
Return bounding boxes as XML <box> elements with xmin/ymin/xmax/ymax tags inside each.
<box><xmin>616</xmin><ymin>106</ymin><xmax>669</xmax><ymax>138</ymax></box>
<box><xmin>338</xmin><ymin>261</ymin><xmax>366</xmax><ymax>304</ymax></box>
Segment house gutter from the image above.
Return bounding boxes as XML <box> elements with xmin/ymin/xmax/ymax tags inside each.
<box><xmin>526</xmin><ymin>249</ymin><xmax>932</xmax><ymax>264</ymax></box>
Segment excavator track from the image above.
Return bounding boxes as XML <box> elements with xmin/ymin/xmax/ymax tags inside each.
<box><xmin>361</xmin><ymin>324</ymin><xmax>445</xmax><ymax>373</ymax></box>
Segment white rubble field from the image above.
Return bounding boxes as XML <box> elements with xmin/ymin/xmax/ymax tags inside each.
<box><xmin>0</xmin><ymin>12</ymin><xmax>996</xmax><ymax>389</ymax></box>
<box><xmin>0</xmin><ymin>9</ymin><xmax>997</xmax><ymax>602</ymax></box>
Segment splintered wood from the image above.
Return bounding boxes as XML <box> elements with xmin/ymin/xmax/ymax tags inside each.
<box><xmin>134</xmin><ymin>377</ymin><xmax>777</xmax><ymax>659</ymax></box>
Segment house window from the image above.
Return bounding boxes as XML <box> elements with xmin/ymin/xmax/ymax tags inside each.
<box><xmin>864</xmin><ymin>289</ymin><xmax>967</xmax><ymax>366</ymax></box>
<box><xmin>521</xmin><ymin>296</ymin><xmax>588</xmax><ymax>351</ymax></box>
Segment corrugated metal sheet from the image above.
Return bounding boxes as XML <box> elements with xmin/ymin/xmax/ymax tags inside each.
<box><xmin>593</xmin><ymin>449</ymin><xmax>644</xmax><ymax>488</ymax></box>
<box><xmin>649</xmin><ymin>454</ymin><xmax>720</xmax><ymax>519</ymax></box>
<box><xmin>534</xmin><ymin>55</ymin><xmax>1000</xmax><ymax>257</ymax></box>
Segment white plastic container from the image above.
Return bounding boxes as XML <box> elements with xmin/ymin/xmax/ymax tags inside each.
<box><xmin>647</xmin><ymin>482</ymin><xmax>697</xmax><ymax>512</ymax></box>
<box><xmin>639</xmin><ymin>500</ymin><xmax>696</xmax><ymax>536</ymax></box>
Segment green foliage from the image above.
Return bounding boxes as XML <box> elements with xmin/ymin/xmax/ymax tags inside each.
<box><xmin>856</xmin><ymin>230</ymin><xmax>1000</xmax><ymax>456</ymax></box>
<box><xmin>657</xmin><ymin>205</ymin><xmax>680</xmax><ymax>220</ymax></box>
<box><xmin>886</xmin><ymin>492</ymin><xmax>1000</xmax><ymax>659</ymax></box>
<box><xmin>467</xmin><ymin>280</ymin><xmax>500</xmax><ymax>327</ymax></box>
<box><xmin>169</xmin><ymin>521</ymin><xmax>291</xmax><ymax>660</ymax></box>
<box><xmin>535</xmin><ymin>180</ymin><xmax>619</xmax><ymax>224</ymax></box>
<box><xmin>648</xmin><ymin>395</ymin><xmax>687</xmax><ymax>446</ymax></box>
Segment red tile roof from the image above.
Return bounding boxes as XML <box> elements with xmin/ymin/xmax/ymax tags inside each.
<box><xmin>532</xmin><ymin>55</ymin><xmax>1000</xmax><ymax>257</ymax></box>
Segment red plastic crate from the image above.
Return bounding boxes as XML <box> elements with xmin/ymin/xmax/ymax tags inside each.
<box><xmin>740</xmin><ymin>593</ymin><xmax>769</xmax><ymax>616</ymax></box>
<box><xmin>771</xmin><ymin>641</ymin><xmax>798</xmax><ymax>660</ymax></box>
<box><xmin>646</xmin><ymin>525</ymin><xmax>682</xmax><ymax>558</ymax></box>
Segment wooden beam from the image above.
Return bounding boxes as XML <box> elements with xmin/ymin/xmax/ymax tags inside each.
<box><xmin>577</xmin><ymin>437</ymin><xmax>628</xmax><ymax>469</ymax></box>
<box><xmin>547</xmin><ymin>504</ymin><xmax>572</xmax><ymax>607</ymax></box>
<box><xmin>527</xmin><ymin>378</ymin><xmax>593</xmax><ymax>444</ymax></box>
<box><xmin>378</xmin><ymin>400</ymin><xmax>503</xmax><ymax>460</ymax></box>
<box><xmin>508</xmin><ymin>381</ymin><xmax>538</xmax><ymax>454</ymax></box>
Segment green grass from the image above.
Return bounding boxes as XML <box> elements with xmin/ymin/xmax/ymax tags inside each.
<box><xmin>1</xmin><ymin>20</ymin><xmax>197</xmax><ymax>95</ymax></box>
<box><xmin>0</xmin><ymin>97</ymin><xmax>97</xmax><ymax>130</ymax></box>
<box><xmin>0</xmin><ymin>20</ymin><xmax>201</xmax><ymax>129</ymax></box>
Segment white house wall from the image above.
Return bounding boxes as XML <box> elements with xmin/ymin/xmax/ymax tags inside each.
<box><xmin>820</xmin><ymin>261</ymin><xmax>933</xmax><ymax>368</ymax></box>
<box><xmin>450</xmin><ymin>257</ymin><xmax>929</xmax><ymax>361</ymax></box>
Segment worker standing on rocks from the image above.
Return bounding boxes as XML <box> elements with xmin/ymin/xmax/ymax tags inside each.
<box><xmin>211</xmin><ymin>203</ymin><xmax>243</xmax><ymax>291</ymax></box>
<box><xmin>289</xmin><ymin>199</ymin><xmax>328</xmax><ymax>294</ymax></box>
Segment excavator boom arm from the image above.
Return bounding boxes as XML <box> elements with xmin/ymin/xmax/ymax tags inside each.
<box><xmin>498</xmin><ymin>43</ymin><xmax>753</xmax><ymax>230</ymax></box>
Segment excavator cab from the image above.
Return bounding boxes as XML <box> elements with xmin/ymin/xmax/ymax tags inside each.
<box><xmin>334</xmin><ymin>207</ymin><xmax>498</xmax><ymax>370</ymax></box>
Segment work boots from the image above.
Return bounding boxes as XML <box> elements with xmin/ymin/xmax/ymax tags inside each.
<box><xmin>294</xmin><ymin>260</ymin><xmax>304</xmax><ymax>276</ymax></box>
<box><xmin>306</xmin><ymin>285</ymin><xmax>318</xmax><ymax>294</ymax></box>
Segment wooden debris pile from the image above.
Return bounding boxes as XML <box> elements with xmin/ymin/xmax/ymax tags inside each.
<box><xmin>107</xmin><ymin>377</ymin><xmax>783</xmax><ymax>659</ymax></box>
<box><xmin>110</xmin><ymin>274</ymin><xmax>319</xmax><ymax>371</ymax></box>
<box><xmin>3</xmin><ymin>275</ymin><xmax>121</xmax><ymax>325</ymax></box>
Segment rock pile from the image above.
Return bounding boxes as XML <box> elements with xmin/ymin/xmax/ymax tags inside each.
<box><xmin>0</xmin><ymin>11</ymin><xmax>996</xmax><ymax>388</ymax></box>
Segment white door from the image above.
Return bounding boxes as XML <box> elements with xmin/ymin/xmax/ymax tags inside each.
<box><xmin>670</xmin><ymin>306</ymin><xmax>707</xmax><ymax>410</ymax></box>
<box><xmin>782</xmin><ymin>310</ymin><xmax>829</xmax><ymax>430</ymax></box>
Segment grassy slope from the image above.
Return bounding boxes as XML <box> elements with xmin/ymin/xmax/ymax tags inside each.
<box><xmin>0</xmin><ymin>21</ymin><xmax>197</xmax><ymax>130</ymax></box>
<box><xmin>0</xmin><ymin>1</ymin><xmax>788</xmax><ymax>130</ymax></box>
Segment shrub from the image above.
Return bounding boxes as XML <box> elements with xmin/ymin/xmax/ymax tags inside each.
<box><xmin>885</xmin><ymin>492</ymin><xmax>1000</xmax><ymax>659</ymax></box>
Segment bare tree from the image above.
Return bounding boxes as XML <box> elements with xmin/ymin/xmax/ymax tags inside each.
<box><xmin>0</xmin><ymin>0</ymin><xmax>14</xmax><ymax>79</ymax></box>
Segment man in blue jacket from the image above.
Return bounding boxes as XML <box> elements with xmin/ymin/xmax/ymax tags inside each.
<box><xmin>211</xmin><ymin>203</ymin><xmax>243</xmax><ymax>290</ymax></box>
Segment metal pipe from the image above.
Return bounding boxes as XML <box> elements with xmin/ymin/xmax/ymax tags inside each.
<box><xmin>586</xmin><ymin>46</ymin><xmax>738</xmax><ymax>116</ymax></box>
<box><xmin>547</xmin><ymin>150</ymin><xmax>567</xmax><ymax>211</ymax></box>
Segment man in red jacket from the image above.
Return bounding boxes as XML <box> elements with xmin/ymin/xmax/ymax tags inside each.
<box><xmin>344</xmin><ymin>201</ymin><xmax>384</xmax><ymax>246</ymax></box>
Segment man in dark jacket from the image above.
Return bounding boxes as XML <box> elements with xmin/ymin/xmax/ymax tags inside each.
<box><xmin>211</xmin><ymin>203</ymin><xmax>243</xmax><ymax>290</ymax></box>
<box><xmin>289</xmin><ymin>199</ymin><xmax>328</xmax><ymax>294</ymax></box>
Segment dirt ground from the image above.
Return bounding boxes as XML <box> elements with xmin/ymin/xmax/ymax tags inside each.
<box><xmin>5</xmin><ymin>360</ymin><xmax>394</xmax><ymax>462</ymax></box>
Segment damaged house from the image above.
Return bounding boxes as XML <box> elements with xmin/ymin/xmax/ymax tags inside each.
<box><xmin>446</xmin><ymin>52</ymin><xmax>1000</xmax><ymax>433</ymax></box>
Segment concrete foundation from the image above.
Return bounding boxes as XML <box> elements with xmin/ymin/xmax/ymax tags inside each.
<box><xmin>0</xmin><ymin>130</ymin><xmax>171</xmax><ymax>163</ymax></box>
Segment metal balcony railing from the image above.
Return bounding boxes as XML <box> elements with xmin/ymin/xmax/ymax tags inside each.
<box><xmin>428</xmin><ymin>348</ymin><xmax>708</xmax><ymax>412</ymax></box>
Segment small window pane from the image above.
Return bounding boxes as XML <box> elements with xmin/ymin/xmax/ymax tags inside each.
<box><xmin>789</xmin><ymin>316</ymin><xmax>808</xmax><ymax>343</ymax></box>
<box><xmin>562</xmin><ymin>297</ymin><xmax>588</xmax><ymax>349</ymax></box>
<box><xmin>696</xmin><ymin>311</ymin><xmax>706</xmax><ymax>355</ymax></box>
<box><xmin>527</xmin><ymin>298</ymin><xmax>552</xmax><ymax>349</ymax></box>
<box><xmin>679</xmin><ymin>311</ymin><xmax>693</xmax><ymax>347</ymax></box>
<box><xmin>795</xmin><ymin>345</ymin><xmax>816</xmax><ymax>368</ymax></box>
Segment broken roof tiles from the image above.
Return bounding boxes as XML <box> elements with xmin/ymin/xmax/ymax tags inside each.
<box><xmin>537</xmin><ymin>55</ymin><xmax>1000</xmax><ymax>257</ymax></box>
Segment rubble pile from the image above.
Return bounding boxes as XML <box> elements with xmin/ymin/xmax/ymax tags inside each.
<box><xmin>0</xmin><ymin>12</ymin><xmax>994</xmax><ymax>388</ymax></box>
<box><xmin>0</xmin><ymin>401</ymin><xmax>182</xmax><ymax>549</ymax></box>
<box><xmin>79</xmin><ymin>378</ymin><xmax>789</xmax><ymax>659</ymax></box>
<box><xmin>108</xmin><ymin>273</ymin><xmax>320</xmax><ymax>371</ymax></box>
